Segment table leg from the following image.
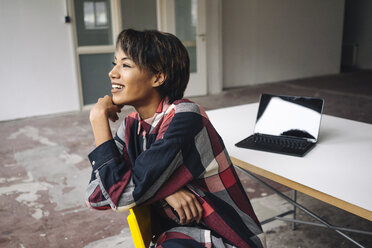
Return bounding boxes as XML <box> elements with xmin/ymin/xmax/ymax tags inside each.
<box><xmin>234</xmin><ymin>165</ymin><xmax>369</xmax><ymax>248</ymax></box>
<box><xmin>292</xmin><ymin>190</ymin><xmax>297</xmax><ymax>230</ymax></box>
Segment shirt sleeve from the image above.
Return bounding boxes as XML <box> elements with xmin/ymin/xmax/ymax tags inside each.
<box><xmin>86</xmin><ymin>104</ymin><xmax>217</xmax><ymax>211</ymax></box>
<box><xmin>85</xmin><ymin>118</ymin><xmax>134</xmax><ymax>210</ymax></box>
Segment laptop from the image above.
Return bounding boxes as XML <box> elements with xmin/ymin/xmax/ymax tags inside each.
<box><xmin>235</xmin><ymin>93</ymin><xmax>325</xmax><ymax>157</ymax></box>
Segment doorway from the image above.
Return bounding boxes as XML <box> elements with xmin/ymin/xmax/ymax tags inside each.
<box><xmin>72</xmin><ymin>0</ymin><xmax>207</xmax><ymax>108</ymax></box>
<box><xmin>160</xmin><ymin>0</ymin><xmax>207</xmax><ymax>97</ymax></box>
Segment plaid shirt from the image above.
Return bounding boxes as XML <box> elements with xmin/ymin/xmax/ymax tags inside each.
<box><xmin>86</xmin><ymin>99</ymin><xmax>265</xmax><ymax>248</ymax></box>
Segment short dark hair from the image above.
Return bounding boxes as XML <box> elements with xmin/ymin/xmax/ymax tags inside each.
<box><xmin>116</xmin><ymin>29</ymin><xmax>190</xmax><ymax>103</ymax></box>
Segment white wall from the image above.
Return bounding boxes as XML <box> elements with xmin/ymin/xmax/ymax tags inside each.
<box><xmin>0</xmin><ymin>0</ymin><xmax>80</xmax><ymax>121</ymax></box>
<box><xmin>222</xmin><ymin>0</ymin><xmax>345</xmax><ymax>88</ymax></box>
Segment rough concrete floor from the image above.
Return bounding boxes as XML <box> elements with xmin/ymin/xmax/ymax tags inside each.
<box><xmin>1</xmin><ymin>70</ymin><xmax>372</xmax><ymax>248</ymax></box>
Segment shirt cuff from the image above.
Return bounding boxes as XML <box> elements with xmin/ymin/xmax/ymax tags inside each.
<box><xmin>88</xmin><ymin>139</ymin><xmax>122</xmax><ymax>171</ymax></box>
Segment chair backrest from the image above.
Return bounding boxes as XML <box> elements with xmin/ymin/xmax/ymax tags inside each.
<box><xmin>127</xmin><ymin>205</ymin><xmax>152</xmax><ymax>248</ymax></box>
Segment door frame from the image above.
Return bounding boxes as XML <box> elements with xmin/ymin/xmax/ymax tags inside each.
<box><xmin>70</xmin><ymin>0</ymin><xmax>218</xmax><ymax>109</ymax></box>
<box><xmin>158</xmin><ymin>0</ymin><xmax>208</xmax><ymax>97</ymax></box>
<box><xmin>70</xmin><ymin>0</ymin><xmax>122</xmax><ymax>110</ymax></box>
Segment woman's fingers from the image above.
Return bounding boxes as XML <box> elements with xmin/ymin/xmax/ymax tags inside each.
<box><xmin>106</xmin><ymin>103</ymin><xmax>122</xmax><ymax>122</ymax></box>
<box><xmin>186</xmin><ymin>194</ymin><xmax>201</xmax><ymax>223</ymax></box>
<box><xmin>174</xmin><ymin>207</ymin><xmax>187</xmax><ymax>224</ymax></box>
<box><xmin>173</xmin><ymin>200</ymin><xmax>191</xmax><ymax>224</ymax></box>
<box><xmin>108</xmin><ymin>113</ymin><xmax>118</xmax><ymax>122</ymax></box>
<box><xmin>194</xmin><ymin>197</ymin><xmax>203</xmax><ymax>223</ymax></box>
<box><xmin>188</xmin><ymin>202</ymin><xmax>198</xmax><ymax>223</ymax></box>
<box><xmin>164</xmin><ymin>188</ymin><xmax>204</xmax><ymax>225</ymax></box>
<box><xmin>182</xmin><ymin>200</ymin><xmax>194</xmax><ymax>224</ymax></box>
<box><xmin>179</xmin><ymin>193</ymin><xmax>203</xmax><ymax>224</ymax></box>
<box><xmin>108</xmin><ymin>106</ymin><xmax>120</xmax><ymax>122</ymax></box>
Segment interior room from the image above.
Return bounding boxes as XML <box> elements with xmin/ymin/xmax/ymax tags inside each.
<box><xmin>0</xmin><ymin>0</ymin><xmax>371</xmax><ymax>247</ymax></box>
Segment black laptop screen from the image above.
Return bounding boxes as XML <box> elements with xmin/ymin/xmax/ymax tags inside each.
<box><xmin>254</xmin><ymin>94</ymin><xmax>324</xmax><ymax>142</ymax></box>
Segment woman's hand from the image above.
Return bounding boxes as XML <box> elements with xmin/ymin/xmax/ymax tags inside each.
<box><xmin>164</xmin><ymin>188</ymin><xmax>203</xmax><ymax>225</ymax></box>
<box><xmin>89</xmin><ymin>95</ymin><xmax>124</xmax><ymax>147</ymax></box>
<box><xmin>90</xmin><ymin>95</ymin><xmax>123</xmax><ymax>122</ymax></box>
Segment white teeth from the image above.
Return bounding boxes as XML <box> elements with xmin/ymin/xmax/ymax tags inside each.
<box><xmin>112</xmin><ymin>84</ymin><xmax>123</xmax><ymax>89</ymax></box>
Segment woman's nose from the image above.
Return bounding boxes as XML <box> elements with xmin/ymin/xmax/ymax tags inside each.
<box><xmin>109</xmin><ymin>67</ymin><xmax>119</xmax><ymax>79</ymax></box>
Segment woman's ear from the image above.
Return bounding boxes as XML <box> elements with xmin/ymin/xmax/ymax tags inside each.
<box><xmin>153</xmin><ymin>72</ymin><xmax>166</xmax><ymax>88</ymax></box>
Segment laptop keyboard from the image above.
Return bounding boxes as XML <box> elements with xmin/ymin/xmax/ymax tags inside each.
<box><xmin>253</xmin><ymin>134</ymin><xmax>310</xmax><ymax>150</ymax></box>
<box><xmin>236</xmin><ymin>133</ymin><xmax>315</xmax><ymax>157</ymax></box>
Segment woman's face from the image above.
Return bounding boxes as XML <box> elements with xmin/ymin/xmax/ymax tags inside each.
<box><xmin>109</xmin><ymin>48</ymin><xmax>159</xmax><ymax>107</ymax></box>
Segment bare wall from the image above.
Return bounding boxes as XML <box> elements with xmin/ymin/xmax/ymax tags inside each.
<box><xmin>223</xmin><ymin>0</ymin><xmax>345</xmax><ymax>88</ymax></box>
<box><xmin>0</xmin><ymin>0</ymin><xmax>79</xmax><ymax>121</ymax></box>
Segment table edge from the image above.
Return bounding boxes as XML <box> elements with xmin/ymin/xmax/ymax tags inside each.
<box><xmin>231</xmin><ymin>156</ymin><xmax>372</xmax><ymax>222</ymax></box>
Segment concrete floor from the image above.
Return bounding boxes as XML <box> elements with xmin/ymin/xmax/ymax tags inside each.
<box><xmin>1</xmin><ymin>70</ymin><xmax>372</xmax><ymax>248</ymax></box>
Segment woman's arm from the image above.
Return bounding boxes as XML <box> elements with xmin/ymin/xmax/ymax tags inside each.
<box><xmin>90</xmin><ymin>95</ymin><xmax>123</xmax><ymax>147</ymax></box>
<box><xmin>86</xmin><ymin>95</ymin><xmax>129</xmax><ymax>210</ymax></box>
<box><xmin>86</xmin><ymin>102</ymin><xmax>210</xmax><ymax>212</ymax></box>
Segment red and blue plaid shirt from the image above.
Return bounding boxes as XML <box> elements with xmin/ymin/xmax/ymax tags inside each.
<box><xmin>86</xmin><ymin>98</ymin><xmax>265</xmax><ymax>247</ymax></box>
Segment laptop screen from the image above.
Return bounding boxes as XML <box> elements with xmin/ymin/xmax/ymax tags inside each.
<box><xmin>254</xmin><ymin>94</ymin><xmax>324</xmax><ymax>142</ymax></box>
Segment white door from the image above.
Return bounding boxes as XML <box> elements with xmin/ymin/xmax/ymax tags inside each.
<box><xmin>160</xmin><ymin>0</ymin><xmax>207</xmax><ymax>97</ymax></box>
<box><xmin>73</xmin><ymin>0</ymin><xmax>159</xmax><ymax>107</ymax></box>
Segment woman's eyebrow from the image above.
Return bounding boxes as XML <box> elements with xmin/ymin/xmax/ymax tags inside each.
<box><xmin>114</xmin><ymin>56</ymin><xmax>130</xmax><ymax>62</ymax></box>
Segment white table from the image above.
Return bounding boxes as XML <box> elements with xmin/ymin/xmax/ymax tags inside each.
<box><xmin>207</xmin><ymin>103</ymin><xmax>372</xmax><ymax>247</ymax></box>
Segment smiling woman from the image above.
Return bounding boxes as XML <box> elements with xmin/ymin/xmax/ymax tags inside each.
<box><xmin>114</xmin><ymin>29</ymin><xmax>190</xmax><ymax>103</ymax></box>
<box><xmin>86</xmin><ymin>29</ymin><xmax>266</xmax><ymax>248</ymax></box>
<box><xmin>109</xmin><ymin>48</ymin><xmax>165</xmax><ymax>119</ymax></box>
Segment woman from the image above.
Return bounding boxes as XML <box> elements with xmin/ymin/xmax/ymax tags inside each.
<box><xmin>86</xmin><ymin>29</ymin><xmax>265</xmax><ymax>248</ymax></box>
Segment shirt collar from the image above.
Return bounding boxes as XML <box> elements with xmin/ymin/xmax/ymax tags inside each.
<box><xmin>136</xmin><ymin>98</ymin><xmax>170</xmax><ymax>135</ymax></box>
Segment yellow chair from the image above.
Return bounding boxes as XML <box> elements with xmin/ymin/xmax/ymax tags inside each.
<box><xmin>127</xmin><ymin>205</ymin><xmax>152</xmax><ymax>248</ymax></box>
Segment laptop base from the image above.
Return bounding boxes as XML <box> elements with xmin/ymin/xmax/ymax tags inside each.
<box><xmin>235</xmin><ymin>134</ymin><xmax>316</xmax><ymax>157</ymax></box>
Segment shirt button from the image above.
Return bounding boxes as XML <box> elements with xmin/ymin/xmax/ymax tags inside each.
<box><xmin>92</xmin><ymin>161</ymin><xmax>96</xmax><ymax>166</ymax></box>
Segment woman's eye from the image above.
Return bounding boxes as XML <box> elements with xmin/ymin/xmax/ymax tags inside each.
<box><xmin>123</xmin><ymin>64</ymin><xmax>131</xmax><ymax>68</ymax></box>
<box><xmin>112</xmin><ymin>62</ymin><xmax>117</xmax><ymax>66</ymax></box>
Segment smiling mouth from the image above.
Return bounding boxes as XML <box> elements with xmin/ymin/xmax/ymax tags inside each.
<box><xmin>111</xmin><ymin>83</ymin><xmax>124</xmax><ymax>92</ymax></box>
<box><xmin>111</xmin><ymin>84</ymin><xmax>124</xmax><ymax>90</ymax></box>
